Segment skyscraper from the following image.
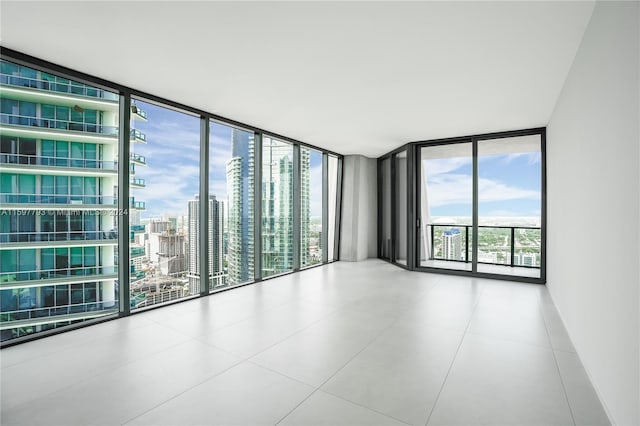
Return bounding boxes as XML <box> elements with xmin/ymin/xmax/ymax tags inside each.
<box><xmin>300</xmin><ymin>147</ymin><xmax>311</xmax><ymax>266</ymax></box>
<box><xmin>442</xmin><ymin>228</ymin><xmax>462</xmax><ymax>261</ymax></box>
<box><xmin>260</xmin><ymin>139</ymin><xmax>294</xmax><ymax>276</ymax></box>
<box><xmin>156</xmin><ymin>230</ymin><xmax>186</xmax><ymax>276</ymax></box>
<box><xmin>187</xmin><ymin>195</ymin><xmax>224</xmax><ymax>294</ymax></box>
<box><xmin>226</xmin><ymin>129</ymin><xmax>254</xmax><ymax>284</ymax></box>
<box><xmin>0</xmin><ymin>59</ymin><xmax>147</xmax><ymax>340</ymax></box>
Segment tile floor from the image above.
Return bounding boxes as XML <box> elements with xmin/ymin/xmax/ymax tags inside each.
<box><xmin>0</xmin><ymin>259</ymin><xmax>609</xmax><ymax>425</ymax></box>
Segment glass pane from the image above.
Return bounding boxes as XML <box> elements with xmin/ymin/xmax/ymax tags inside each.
<box><xmin>301</xmin><ymin>147</ymin><xmax>323</xmax><ymax>268</ymax></box>
<box><xmin>41</xmin><ymin>140</ymin><xmax>54</xmax><ymax>166</ymax></box>
<box><xmin>0</xmin><ymin>60</ymin><xmax>119</xmax><ymax>343</ymax></box>
<box><xmin>476</xmin><ymin>135</ymin><xmax>541</xmax><ymax>278</ymax></box>
<box><xmin>327</xmin><ymin>155</ymin><xmax>339</xmax><ymax>261</ymax></box>
<box><xmin>395</xmin><ymin>150</ymin><xmax>408</xmax><ymax>265</ymax></box>
<box><xmin>56</xmin><ymin>141</ymin><xmax>69</xmax><ymax>166</ymax></box>
<box><xmin>209</xmin><ymin>122</ymin><xmax>254</xmax><ymax>290</ymax></box>
<box><xmin>380</xmin><ymin>157</ymin><xmax>391</xmax><ymax>259</ymax></box>
<box><xmin>261</xmin><ymin>137</ymin><xmax>293</xmax><ymax>278</ymax></box>
<box><xmin>129</xmin><ymin>99</ymin><xmax>199</xmax><ymax>310</ymax></box>
<box><xmin>420</xmin><ymin>143</ymin><xmax>473</xmax><ymax>271</ymax></box>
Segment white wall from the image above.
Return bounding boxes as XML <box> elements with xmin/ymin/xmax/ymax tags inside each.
<box><xmin>340</xmin><ymin>155</ymin><xmax>377</xmax><ymax>261</ymax></box>
<box><xmin>547</xmin><ymin>2</ymin><xmax>639</xmax><ymax>425</ymax></box>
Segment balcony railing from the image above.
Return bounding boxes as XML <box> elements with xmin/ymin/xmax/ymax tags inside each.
<box><xmin>131</xmin><ymin>178</ymin><xmax>145</xmax><ymax>187</ymax></box>
<box><xmin>130</xmin><ymin>128</ymin><xmax>146</xmax><ymax>142</ymax></box>
<box><xmin>131</xmin><ymin>104</ymin><xmax>147</xmax><ymax>120</ymax></box>
<box><xmin>0</xmin><ymin>230</ymin><xmax>118</xmax><ymax>244</ymax></box>
<box><xmin>131</xmin><ymin>247</ymin><xmax>145</xmax><ymax>257</ymax></box>
<box><xmin>428</xmin><ymin>224</ymin><xmax>541</xmax><ymax>268</ymax></box>
<box><xmin>0</xmin><ymin>265</ymin><xmax>117</xmax><ymax>283</ymax></box>
<box><xmin>0</xmin><ymin>193</ymin><xmax>115</xmax><ymax>205</ymax></box>
<box><xmin>131</xmin><ymin>270</ymin><xmax>146</xmax><ymax>281</ymax></box>
<box><xmin>0</xmin><ymin>300</ymin><xmax>118</xmax><ymax>324</ymax></box>
<box><xmin>1</xmin><ymin>153</ymin><xmax>117</xmax><ymax>170</ymax></box>
<box><xmin>0</xmin><ymin>113</ymin><xmax>118</xmax><ymax>135</ymax></box>
<box><xmin>131</xmin><ymin>225</ymin><xmax>145</xmax><ymax>233</ymax></box>
<box><xmin>112</xmin><ymin>197</ymin><xmax>145</xmax><ymax>210</ymax></box>
<box><xmin>1</xmin><ymin>73</ymin><xmax>119</xmax><ymax>101</ymax></box>
<box><xmin>130</xmin><ymin>153</ymin><xmax>146</xmax><ymax>165</ymax></box>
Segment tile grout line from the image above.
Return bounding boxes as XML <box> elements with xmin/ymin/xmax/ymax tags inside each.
<box><xmin>265</xmin><ymin>280</ymin><xmax>438</xmax><ymax>425</ymax></box>
<box><xmin>121</xmin><ymin>304</ymin><xmax>344</xmax><ymax>425</ymax></box>
<box><xmin>121</xmin><ymin>306</ymin><xmax>339</xmax><ymax>424</ymax></box>
<box><xmin>1</xmin><ymin>316</ymin><xmax>156</xmax><ymax>371</ymax></box>
<box><xmin>537</xmin><ymin>292</ymin><xmax>577</xmax><ymax>426</ymax></box>
<box><xmin>423</xmin><ymin>281</ymin><xmax>486</xmax><ymax>426</ymax></box>
<box><xmin>2</xmin><ymin>332</ymin><xmax>195</xmax><ymax>415</ymax></box>
<box><xmin>320</xmin><ymin>388</ymin><xmax>412</xmax><ymax>426</ymax></box>
<box><xmin>120</xmin><ymin>354</ymin><xmax>248</xmax><ymax>426</ymax></box>
<box><xmin>207</xmin><ymin>303</ymin><xmax>343</xmax><ymax>360</ymax></box>
<box><xmin>146</xmin><ymin>296</ymin><xmax>297</xmax><ymax>338</ymax></box>
<box><xmin>274</xmin><ymin>312</ymin><xmax>406</xmax><ymax>426</ymax></box>
<box><xmin>244</xmin><ymin>358</ymin><xmax>411</xmax><ymax>425</ymax></box>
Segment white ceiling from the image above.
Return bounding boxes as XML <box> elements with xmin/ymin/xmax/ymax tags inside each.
<box><xmin>1</xmin><ymin>1</ymin><xmax>595</xmax><ymax>157</ymax></box>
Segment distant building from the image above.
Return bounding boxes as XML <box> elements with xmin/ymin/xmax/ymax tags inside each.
<box><xmin>514</xmin><ymin>252</ymin><xmax>537</xmax><ymax>267</ymax></box>
<box><xmin>149</xmin><ymin>219</ymin><xmax>171</xmax><ymax>234</ymax></box>
<box><xmin>442</xmin><ymin>228</ymin><xmax>462</xmax><ymax>260</ymax></box>
<box><xmin>226</xmin><ymin>130</ymin><xmax>254</xmax><ymax>285</ymax></box>
<box><xmin>300</xmin><ymin>148</ymin><xmax>312</xmax><ymax>266</ymax></box>
<box><xmin>187</xmin><ymin>195</ymin><xmax>224</xmax><ymax>294</ymax></box>
<box><xmin>156</xmin><ymin>230</ymin><xmax>186</xmax><ymax>276</ymax></box>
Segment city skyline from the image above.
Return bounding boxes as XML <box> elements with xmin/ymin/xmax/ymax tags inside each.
<box><xmin>131</xmin><ymin>102</ymin><xmax>324</xmax><ymax>219</ymax></box>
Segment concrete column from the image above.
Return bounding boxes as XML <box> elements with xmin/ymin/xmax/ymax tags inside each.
<box><xmin>339</xmin><ymin>155</ymin><xmax>377</xmax><ymax>261</ymax></box>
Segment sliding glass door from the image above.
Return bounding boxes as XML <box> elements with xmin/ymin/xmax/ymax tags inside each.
<box><xmin>419</xmin><ymin>142</ymin><xmax>473</xmax><ymax>271</ymax></box>
<box><xmin>476</xmin><ymin>134</ymin><xmax>542</xmax><ymax>279</ymax></box>
<box><xmin>414</xmin><ymin>129</ymin><xmax>545</xmax><ymax>282</ymax></box>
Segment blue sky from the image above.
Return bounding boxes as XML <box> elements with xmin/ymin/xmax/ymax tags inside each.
<box><xmin>131</xmin><ymin>101</ymin><xmax>323</xmax><ymax>219</ymax></box>
<box><xmin>423</xmin><ymin>151</ymin><xmax>541</xmax><ymax>218</ymax></box>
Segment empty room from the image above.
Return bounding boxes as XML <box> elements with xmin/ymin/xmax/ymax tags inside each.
<box><xmin>1</xmin><ymin>1</ymin><xmax>638</xmax><ymax>425</ymax></box>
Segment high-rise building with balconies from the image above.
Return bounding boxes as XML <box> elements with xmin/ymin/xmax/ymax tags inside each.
<box><xmin>0</xmin><ymin>59</ymin><xmax>147</xmax><ymax>340</ymax></box>
<box><xmin>226</xmin><ymin>130</ymin><xmax>254</xmax><ymax>285</ymax></box>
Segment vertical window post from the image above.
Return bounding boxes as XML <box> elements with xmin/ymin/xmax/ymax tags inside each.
<box><xmin>293</xmin><ymin>144</ymin><xmax>301</xmax><ymax>271</ymax></box>
<box><xmin>200</xmin><ymin>117</ymin><xmax>210</xmax><ymax>295</ymax></box>
<box><xmin>253</xmin><ymin>133</ymin><xmax>262</xmax><ymax>281</ymax></box>
<box><xmin>322</xmin><ymin>153</ymin><xmax>329</xmax><ymax>263</ymax></box>
<box><xmin>117</xmin><ymin>93</ymin><xmax>131</xmax><ymax>315</ymax></box>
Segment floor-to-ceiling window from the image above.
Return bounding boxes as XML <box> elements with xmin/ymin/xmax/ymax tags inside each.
<box><xmin>209</xmin><ymin>121</ymin><xmax>255</xmax><ymax>290</ymax></box>
<box><xmin>379</xmin><ymin>157</ymin><xmax>392</xmax><ymax>260</ymax></box>
<box><xmin>0</xmin><ymin>50</ymin><xmax>343</xmax><ymax>345</ymax></box>
<box><xmin>476</xmin><ymin>134</ymin><xmax>542</xmax><ymax>279</ymax></box>
<box><xmin>419</xmin><ymin>142</ymin><xmax>473</xmax><ymax>271</ymax></box>
<box><xmin>128</xmin><ymin>99</ymin><xmax>200</xmax><ymax>309</ymax></box>
<box><xmin>395</xmin><ymin>149</ymin><xmax>408</xmax><ymax>265</ymax></box>
<box><xmin>327</xmin><ymin>154</ymin><xmax>340</xmax><ymax>262</ymax></box>
<box><xmin>301</xmin><ymin>147</ymin><xmax>323</xmax><ymax>268</ymax></box>
<box><xmin>261</xmin><ymin>137</ymin><xmax>294</xmax><ymax>278</ymax></box>
<box><xmin>380</xmin><ymin>128</ymin><xmax>545</xmax><ymax>283</ymax></box>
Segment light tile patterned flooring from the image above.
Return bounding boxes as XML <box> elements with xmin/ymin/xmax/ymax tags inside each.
<box><xmin>1</xmin><ymin>260</ymin><xmax>609</xmax><ymax>425</ymax></box>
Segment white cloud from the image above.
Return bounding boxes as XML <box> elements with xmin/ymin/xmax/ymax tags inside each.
<box><xmin>210</xmin><ymin>179</ymin><xmax>228</xmax><ymax>200</ymax></box>
<box><xmin>502</xmin><ymin>152</ymin><xmax>541</xmax><ymax>165</ymax></box>
<box><xmin>425</xmin><ymin>173</ymin><xmax>540</xmax><ymax>207</ymax></box>
<box><xmin>134</xmin><ymin>162</ymin><xmax>200</xmax><ymax>217</ymax></box>
<box><xmin>424</xmin><ymin>158</ymin><xmax>471</xmax><ymax>178</ymax></box>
